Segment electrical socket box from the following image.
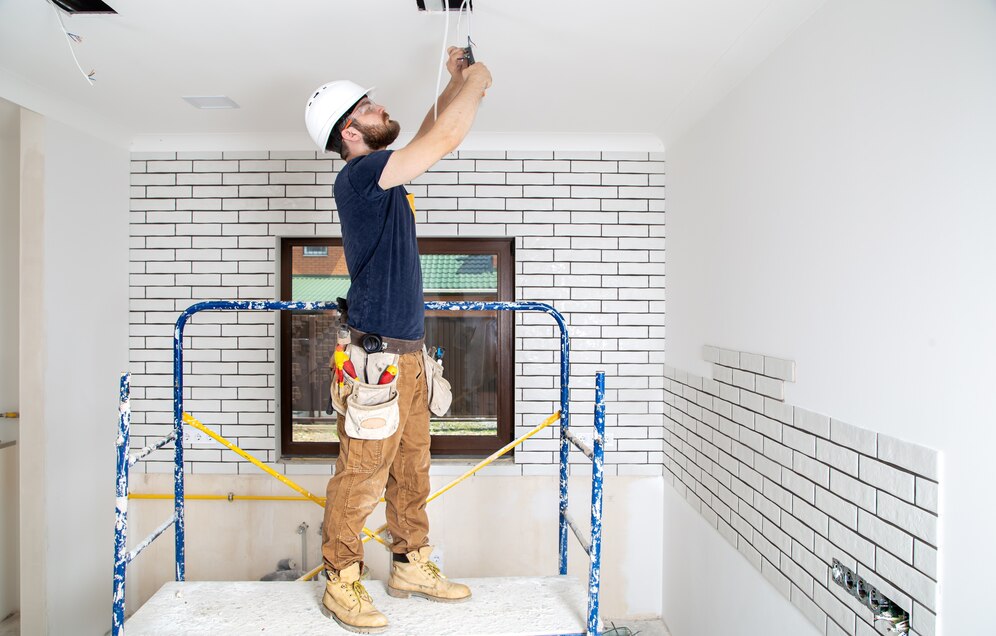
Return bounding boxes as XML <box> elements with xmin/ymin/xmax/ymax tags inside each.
<box><xmin>429</xmin><ymin>546</ymin><xmax>444</xmax><ymax>570</ymax></box>
<box><xmin>182</xmin><ymin>427</ymin><xmax>213</xmax><ymax>446</ymax></box>
<box><xmin>831</xmin><ymin>559</ymin><xmax>910</xmax><ymax>635</ymax></box>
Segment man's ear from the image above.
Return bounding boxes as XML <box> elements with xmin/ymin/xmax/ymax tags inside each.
<box><xmin>340</xmin><ymin>126</ymin><xmax>362</xmax><ymax>144</ymax></box>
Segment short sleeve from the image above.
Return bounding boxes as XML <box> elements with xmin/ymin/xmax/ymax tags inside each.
<box><xmin>345</xmin><ymin>150</ymin><xmax>393</xmax><ymax>201</ymax></box>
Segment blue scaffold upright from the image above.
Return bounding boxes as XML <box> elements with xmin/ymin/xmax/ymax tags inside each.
<box><xmin>112</xmin><ymin>300</ymin><xmax>607</xmax><ymax>636</ymax></box>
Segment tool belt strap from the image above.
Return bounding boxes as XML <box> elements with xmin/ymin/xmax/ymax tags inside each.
<box><xmin>348</xmin><ymin>326</ymin><xmax>424</xmax><ymax>355</ymax></box>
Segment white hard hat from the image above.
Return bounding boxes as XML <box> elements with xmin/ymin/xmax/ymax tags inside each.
<box><xmin>304</xmin><ymin>80</ymin><xmax>373</xmax><ymax>152</ymax></box>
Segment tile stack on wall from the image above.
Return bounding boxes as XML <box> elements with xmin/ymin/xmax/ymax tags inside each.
<box><xmin>663</xmin><ymin>346</ymin><xmax>939</xmax><ymax>636</ymax></box>
<box><xmin>128</xmin><ymin>149</ymin><xmax>666</xmax><ymax>476</ymax></box>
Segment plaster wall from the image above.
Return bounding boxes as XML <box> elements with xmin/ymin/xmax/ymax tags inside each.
<box><xmin>665</xmin><ymin>1</ymin><xmax>996</xmax><ymax>634</ymax></box>
<box><xmin>17</xmin><ymin>112</ymin><xmax>129</xmax><ymax>635</ymax></box>
<box><xmin>126</xmin><ymin>473</ymin><xmax>663</xmax><ymax>621</ymax></box>
<box><xmin>18</xmin><ymin>107</ymin><xmax>46</xmax><ymax>635</ymax></box>
<box><xmin>0</xmin><ymin>97</ymin><xmax>19</xmax><ymax>621</ymax></box>
<box><xmin>661</xmin><ymin>482</ymin><xmax>817</xmax><ymax>635</ymax></box>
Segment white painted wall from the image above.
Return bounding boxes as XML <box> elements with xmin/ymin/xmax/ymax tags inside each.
<box><xmin>660</xmin><ymin>484</ymin><xmax>817</xmax><ymax>635</ymax></box>
<box><xmin>665</xmin><ymin>1</ymin><xmax>996</xmax><ymax>634</ymax></box>
<box><xmin>18</xmin><ymin>108</ymin><xmax>45</xmax><ymax>632</ymax></box>
<box><xmin>126</xmin><ymin>473</ymin><xmax>663</xmax><ymax>622</ymax></box>
<box><xmin>0</xmin><ymin>97</ymin><xmax>20</xmax><ymax>622</ymax></box>
<box><xmin>18</xmin><ymin>112</ymin><xmax>129</xmax><ymax>635</ymax></box>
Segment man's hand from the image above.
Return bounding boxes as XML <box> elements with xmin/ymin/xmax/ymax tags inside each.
<box><xmin>446</xmin><ymin>46</ymin><xmax>468</xmax><ymax>81</ymax></box>
<box><xmin>462</xmin><ymin>62</ymin><xmax>492</xmax><ymax>91</ymax></box>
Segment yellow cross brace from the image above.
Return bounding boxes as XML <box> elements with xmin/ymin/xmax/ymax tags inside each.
<box><xmin>143</xmin><ymin>410</ymin><xmax>561</xmax><ymax>581</ymax></box>
<box><xmin>182</xmin><ymin>412</ymin><xmax>387</xmax><ymax>547</ymax></box>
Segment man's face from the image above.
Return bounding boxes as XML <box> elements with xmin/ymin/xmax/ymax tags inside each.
<box><xmin>348</xmin><ymin>98</ymin><xmax>401</xmax><ymax>150</ymax></box>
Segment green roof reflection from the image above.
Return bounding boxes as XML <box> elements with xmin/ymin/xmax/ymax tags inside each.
<box><xmin>292</xmin><ymin>254</ymin><xmax>497</xmax><ymax>301</ymax></box>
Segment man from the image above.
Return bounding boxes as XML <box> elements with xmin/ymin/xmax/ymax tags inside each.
<box><xmin>304</xmin><ymin>47</ymin><xmax>492</xmax><ymax>634</ymax></box>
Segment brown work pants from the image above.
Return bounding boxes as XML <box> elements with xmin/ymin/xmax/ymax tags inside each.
<box><xmin>321</xmin><ymin>350</ymin><xmax>431</xmax><ymax>571</ymax></box>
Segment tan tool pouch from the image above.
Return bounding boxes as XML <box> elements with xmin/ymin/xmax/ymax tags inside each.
<box><xmin>422</xmin><ymin>348</ymin><xmax>453</xmax><ymax>417</ymax></box>
<box><xmin>340</xmin><ymin>346</ymin><xmax>401</xmax><ymax>440</ymax></box>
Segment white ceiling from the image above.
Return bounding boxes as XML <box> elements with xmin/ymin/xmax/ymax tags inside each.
<box><xmin>0</xmin><ymin>0</ymin><xmax>825</xmax><ymax>150</ymax></box>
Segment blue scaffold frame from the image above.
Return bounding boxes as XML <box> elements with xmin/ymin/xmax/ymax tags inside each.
<box><xmin>112</xmin><ymin>300</ymin><xmax>606</xmax><ymax>636</ymax></box>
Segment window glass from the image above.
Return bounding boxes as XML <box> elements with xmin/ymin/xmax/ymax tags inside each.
<box><xmin>282</xmin><ymin>239</ymin><xmax>512</xmax><ymax>455</ymax></box>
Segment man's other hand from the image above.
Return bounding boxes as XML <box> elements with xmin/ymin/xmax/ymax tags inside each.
<box><xmin>447</xmin><ymin>46</ymin><xmax>468</xmax><ymax>80</ymax></box>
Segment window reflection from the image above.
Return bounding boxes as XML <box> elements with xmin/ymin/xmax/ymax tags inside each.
<box><xmin>290</xmin><ymin>249</ymin><xmax>501</xmax><ymax>443</ymax></box>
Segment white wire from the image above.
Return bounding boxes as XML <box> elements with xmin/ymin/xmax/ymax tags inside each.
<box><xmin>433</xmin><ymin>0</ymin><xmax>471</xmax><ymax>122</ymax></box>
<box><xmin>455</xmin><ymin>0</ymin><xmax>469</xmax><ymax>42</ymax></box>
<box><xmin>433</xmin><ymin>2</ymin><xmax>450</xmax><ymax>122</ymax></box>
<box><xmin>51</xmin><ymin>2</ymin><xmax>95</xmax><ymax>86</ymax></box>
<box><xmin>466</xmin><ymin>0</ymin><xmax>472</xmax><ymax>41</ymax></box>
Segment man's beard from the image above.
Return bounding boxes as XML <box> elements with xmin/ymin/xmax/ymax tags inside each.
<box><xmin>353</xmin><ymin>118</ymin><xmax>401</xmax><ymax>150</ymax></box>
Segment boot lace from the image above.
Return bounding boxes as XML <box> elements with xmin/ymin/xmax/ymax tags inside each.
<box><xmin>351</xmin><ymin>580</ymin><xmax>373</xmax><ymax>603</ymax></box>
<box><xmin>422</xmin><ymin>561</ymin><xmax>446</xmax><ymax>580</ymax></box>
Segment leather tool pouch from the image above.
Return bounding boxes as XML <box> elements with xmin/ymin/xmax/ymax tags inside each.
<box><xmin>422</xmin><ymin>348</ymin><xmax>453</xmax><ymax>417</ymax></box>
<box><xmin>330</xmin><ymin>346</ymin><xmax>401</xmax><ymax>440</ymax></box>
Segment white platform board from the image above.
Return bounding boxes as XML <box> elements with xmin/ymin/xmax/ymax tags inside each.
<box><xmin>125</xmin><ymin>576</ymin><xmax>596</xmax><ymax>636</ymax></box>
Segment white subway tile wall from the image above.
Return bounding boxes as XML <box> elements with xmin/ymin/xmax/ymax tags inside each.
<box><xmin>664</xmin><ymin>345</ymin><xmax>939</xmax><ymax>636</ymax></box>
<box><xmin>129</xmin><ymin>150</ymin><xmax>666</xmax><ymax>478</ymax></box>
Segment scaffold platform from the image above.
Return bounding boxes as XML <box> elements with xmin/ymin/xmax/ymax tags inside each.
<box><xmin>125</xmin><ymin>576</ymin><xmax>596</xmax><ymax>636</ymax></box>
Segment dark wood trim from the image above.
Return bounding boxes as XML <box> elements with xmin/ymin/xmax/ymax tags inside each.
<box><xmin>278</xmin><ymin>236</ymin><xmax>515</xmax><ymax>459</ymax></box>
<box><xmin>279</xmin><ymin>237</ymin><xmax>343</xmax><ymax>457</ymax></box>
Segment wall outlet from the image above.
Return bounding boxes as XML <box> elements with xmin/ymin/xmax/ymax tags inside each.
<box><xmin>182</xmin><ymin>426</ymin><xmax>213</xmax><ymax>446</ymax></box>
<box><xmin>429</xmin><ymin>546</ymin><xmax>444</xmax><ymax>570</ymax></box>
<box><xmin>831</xmin><ymin>559</ymin><xmax>910</xmax><ymax>635</ymax></box>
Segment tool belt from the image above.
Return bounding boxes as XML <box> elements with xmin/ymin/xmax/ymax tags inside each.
<box><xmin>348</xmin><ymin>326</ymin><xmax>424</xmax><ymax>355</ymax></box>
<box><xmin>336</xmin><ymin>297</ymin><xmax>424</xmax><ymax>355</ymax></box>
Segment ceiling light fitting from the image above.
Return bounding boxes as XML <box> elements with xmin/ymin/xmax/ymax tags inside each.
<box><xmin>183</xmin><ymin>96</ymin><xmax>240</xmax><ymax>110</ymax></box>
<box><xmin>50</xmin><ymin>0</ymin><xmax>117</xmax><ymax>14</ymax></box>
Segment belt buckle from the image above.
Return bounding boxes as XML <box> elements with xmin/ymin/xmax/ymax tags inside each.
<box><xmin>361</xmin><ymin>333</ymin><xmax>385</xmax><ymax>354</ymax></box>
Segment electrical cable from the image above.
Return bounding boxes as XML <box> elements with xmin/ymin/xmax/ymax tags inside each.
<box><xmin>466</xmin><ymin>0</ymin><xmax>473</xmax><ymax>42</ymax></box>
<box><xmin>457</xmin><ymin>0</ymin><xmax>476</xmax><ymax>59</ymax></box>
<box><xmin>433</xmin><ymin>2</ymin><xmax>451</xmax><ymax>122</ymax></box>
<box><xmin>50</xmin><ymin>2</ymin><xmax>96</xmax><ymax>85</ymax></box>
<box><xmin>433</xmin><ymin>0</ymin><xmax>471</xmax><ymax>122</ymax></box>
<box><xmin>601</xmin><ymin>623</ymin><xmax>638</xmax><ymax>636</ymax></box>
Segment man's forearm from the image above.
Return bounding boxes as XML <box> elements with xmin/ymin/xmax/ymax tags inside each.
<box><xmin>413</xmin><ymin>78</ymin><xmax>464</xmax><ymax>141</ymax></box>
<box><xmin>426</xmin><ymin>77</ymin><xmax>487</xmax><ymax>147</ymax></box>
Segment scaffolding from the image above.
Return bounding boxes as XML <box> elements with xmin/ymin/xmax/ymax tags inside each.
<box><xmin>113</xmin><ymin>300</ymin><xmax>606</xmax><ymax>635</ymax></box>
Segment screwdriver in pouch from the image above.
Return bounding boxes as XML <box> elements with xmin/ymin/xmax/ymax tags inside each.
<box><xmin>342</xmin><ymin>358</ymin><xmax>357</xmax><ymax>379</ymax></box>
<box><xmin>377</xmin><ymin>365</ymin><xmax>398</xmax><ymax>385</ymax></box>
<box><xmin>333</xmin><ymin>350</ymin><xmax>347</xmax><ymax>387</ymax></box>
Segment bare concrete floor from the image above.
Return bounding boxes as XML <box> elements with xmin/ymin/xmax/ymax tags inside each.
<box><xmin>603</xmin><ymin>618</ymin><xmax>672</xmax><ymax>635</ymax></box>
<box><xmin>0</xmin><ymin>611</ymin><xmax>669</xmax><ymax>636</ymax></box>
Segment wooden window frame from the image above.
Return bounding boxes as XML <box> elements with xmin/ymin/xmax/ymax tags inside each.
<box><xmin>278</xmin><ymin>236</ymin><xmax>515</xmax><ymax>458</ymax></box>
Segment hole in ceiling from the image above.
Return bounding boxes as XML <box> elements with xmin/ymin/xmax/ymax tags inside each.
<box><xmin>51</xmin><ymin>0</ymin><xmax>117</xmax><ymax>14</ymax></box>
<box><xmin>416</xmin><ymin>0</ymin><xmax>473</xmax><ymax>11</ymax></box>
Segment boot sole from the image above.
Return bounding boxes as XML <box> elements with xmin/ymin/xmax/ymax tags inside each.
<box><xmin>319</xmin><ymin>602</ymin><xmax>388</xmax><ymax>634</ymax></box>
<box><xmin>386</xmin><ymin>585</ymin><xmax>472</xmax><ymax>604</ymax></box>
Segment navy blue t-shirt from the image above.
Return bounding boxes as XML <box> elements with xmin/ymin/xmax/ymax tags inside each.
<box><xmin>334</xmin><ymin>150</ymin><xmax>424</xmax><ymax>340</ymax></box>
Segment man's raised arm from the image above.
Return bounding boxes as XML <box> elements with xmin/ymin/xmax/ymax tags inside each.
<box><xmin>411</xmin><ymin>46</ymin><xmax>469</xmax><ymax>144</ymax></box>
<box><xmin>378</xmin><ymin>60</ymin><xmax>492</xmax><ymax>190</ymax></box>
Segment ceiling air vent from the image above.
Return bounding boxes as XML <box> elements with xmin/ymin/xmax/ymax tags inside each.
<box><xmin>51</xmin><ymin>0</ymin><xmax>117</xmax><ymax>14</ymax></box>
<box><xmin>416</xmin><ymin>0</ymin><xmax>472</xmax><ymax>11</ymax></box>
<box><xmin>183</xmin><ymin>96</ymin><xmax>240</xmax><ymax>110</ymax></box>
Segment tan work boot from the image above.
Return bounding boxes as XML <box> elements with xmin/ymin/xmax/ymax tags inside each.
<box><xmin>321</xmin><ymin>562</ymin><xmax>388</xmax><ymax>634</ymax></box>
<box><xmin>387</xmin><ymin>546</ymin><xmax>472</xmax><ymax>603</ymax></box>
